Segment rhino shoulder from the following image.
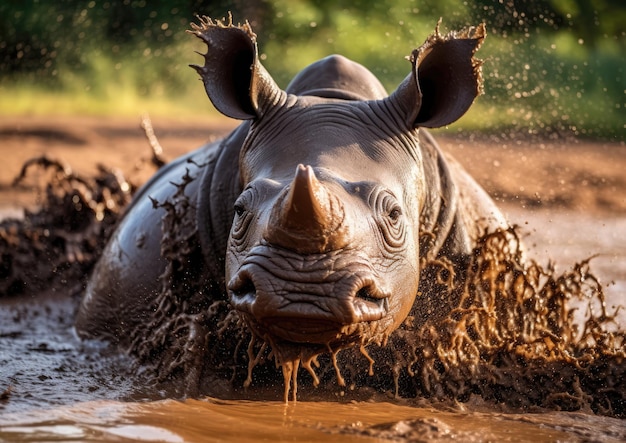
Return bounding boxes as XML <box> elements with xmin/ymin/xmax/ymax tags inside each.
<box><xmin>75</xmin><ymin>141</ymin><xmax>221</xmax><ymax>344</ymax></box>
<box><xmin>418</xmin><ymin>130</ymin><xmax>508</xmax><ymax>262</ymax></box>
<box><xmin>445</xmin><ymin>153</ymin><xmax>508</xmax><ymax>244</ymax></box>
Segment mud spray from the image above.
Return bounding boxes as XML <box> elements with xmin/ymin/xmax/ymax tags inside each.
<box><xmin>1</xmin><ymin>142</ymin><xmax>624</xmax><ymax>418</ymax></box>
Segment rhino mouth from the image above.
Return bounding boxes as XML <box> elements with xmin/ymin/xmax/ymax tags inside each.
<box><xmin>227</xmin><ymin>248</ymin><xmax>390</xmax><ymax>345</ymax></box>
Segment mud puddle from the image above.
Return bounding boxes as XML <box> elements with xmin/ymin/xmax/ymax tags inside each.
<box><xmin>2</xmin><ymin>398</ymin><xmax>626</xmax><ymax>442</ymax></box>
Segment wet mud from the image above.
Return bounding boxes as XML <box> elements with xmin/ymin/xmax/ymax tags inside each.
<box><xmin>2</xmin><ymin>399</ymin><xmax>626</xmax><ymax>442</ymax></box>
<box><xmin>0</xmin><ymin>156</ymin><xmax>133</xmax><ymax>296</ymax></box>
<box><xmin>0</xmin><ymin>117</ymin><xmax>625</xmax><ymax>441</ymax></box>
<box><xmin>0</xmin><ymin>290</ymin><xmax>141</xmax><ymax>412</ymax></box>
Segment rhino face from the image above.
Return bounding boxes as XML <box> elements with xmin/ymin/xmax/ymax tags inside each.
<box><xmin>225</xmin><ymin>102</ymin><xmax>425</xmax><ymax>350</ymax></box>
<box><xmin>190</xmin><ymin>17</ymin><xmax>485</xmax><ymax>356</ymax></box>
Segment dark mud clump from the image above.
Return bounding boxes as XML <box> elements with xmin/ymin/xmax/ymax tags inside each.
<box><xmin>0</xmin><ymin>156</ymin><xmax>133</xmax><ymax>296</ymax></box>
<box><xmin>1</xmin><ymin>153</ymin><xmax>624</xmax><ymax>418</ymax></box>
<box><xmin>127</xmin><ymin>167</ymin><xmax>246</xmax><ymax>398</ymax></box>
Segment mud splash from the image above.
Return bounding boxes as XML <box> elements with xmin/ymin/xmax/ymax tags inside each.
<box><xmin>0</xmin><ymin>149</ymin><xmax>624</xmax><ymax>419</ymax></box>
<box><xmin>392</xmin><ymin>228</ymin><xmax>624</xmax><ymax>415</ymax></box>
<box><xmin>0</xmin><ymin>156</ymin><xmax>132</xmax><ymax>296</ymax></box>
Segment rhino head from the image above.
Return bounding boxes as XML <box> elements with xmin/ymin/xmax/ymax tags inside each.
<box><xmin>190</xmin><ymin>17</ymin><xmax>485</xmax><ymax>362</ymax></box>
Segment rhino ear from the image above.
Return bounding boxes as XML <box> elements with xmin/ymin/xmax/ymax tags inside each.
<box><xmin>387</xmin><ymin>23</ymin><xmax>486</xmax><ymax>129</ymax></box>
<box><xmin>189</xmin><ymin>15</ymin><xmax>286</xmax><ymax>119</ymax></box>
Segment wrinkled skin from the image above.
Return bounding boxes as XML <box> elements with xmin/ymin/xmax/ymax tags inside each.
<box><xmin>76</xmin><ymin>18</ymin><xmax>506</xmax><ymax>368</ymax></box>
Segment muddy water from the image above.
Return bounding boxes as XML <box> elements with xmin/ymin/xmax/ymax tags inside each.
<box><xmin>3</xmin><ymin>398</ymin><xmax>626</xmax><ymax>442</ymax></box>
<box><xmin>1</xmin><ymin>207</ymin><xmax>624</xmax><ymax>442</ymax></box>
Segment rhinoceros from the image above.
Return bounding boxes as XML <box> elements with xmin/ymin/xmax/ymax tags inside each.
<box><xmin>75</xmin><ymin>16</ymin><xmax>507</xmax><ymax>399</ymax></box>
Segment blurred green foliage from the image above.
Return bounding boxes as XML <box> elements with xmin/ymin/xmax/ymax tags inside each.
<box><xmin>0</xmin><ymin>0</ymin><xmax>624</xmax><ymax>139</ymax></box>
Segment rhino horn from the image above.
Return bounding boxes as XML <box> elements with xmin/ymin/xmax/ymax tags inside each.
<box><xmin>384</xmin><ymin>22</ymin><xmax>486</xmax><ymax>129</ymax></box>
<box><xmin>189</xmin><ymin>14</ymin><xmax>286</xmax><ymax>119</ymax></box>
<box><xmin>266</xmin><ymin>165</ymin><xmax>347</xmax><ymax>253</ymax></box>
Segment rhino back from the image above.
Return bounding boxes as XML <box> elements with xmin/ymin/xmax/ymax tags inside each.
<box><xmin>418</xmin><ymin>129</ymin><xmax>507</xmax><ymax>261</ymax></box>
<box><xmin>75</xmin><ymin>141</ymin><xmax>223</xmax><ymax>344</ymax></box>
<box><xmin>285</xmin><ymin>54</ymin><xmax>388</xmax><ymax>101</ymax></box>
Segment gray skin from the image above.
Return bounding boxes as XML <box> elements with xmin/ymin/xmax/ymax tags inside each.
<box><xmin>76</xmin><ymin>19</ymin><xmax>506</xmax><ymax>363</ymax></box>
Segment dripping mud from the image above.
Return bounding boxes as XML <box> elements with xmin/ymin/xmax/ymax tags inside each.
<box><xmin>1</xmin><ymin>116</ymin><xmax>625</xmax><ymax>442</ymax></box>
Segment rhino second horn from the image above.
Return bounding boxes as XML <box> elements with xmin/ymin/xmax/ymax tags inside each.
<box><xmin>266</xmin><ymin>165</ymin><xmax>347</xmax><ymax>253</ymax></box>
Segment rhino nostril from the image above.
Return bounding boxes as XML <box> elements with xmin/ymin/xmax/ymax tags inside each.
<box><xmin>356</xmin><ymin>285</ymin><xmax>381</xmax><ymax>304</ymax></box>
<box><xmin>230</xmin><ymin>275</ymin><xmax>257</xmax><ymax>300</ymax></box>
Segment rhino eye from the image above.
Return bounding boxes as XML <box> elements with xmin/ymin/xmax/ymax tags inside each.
<box><xmin>231</xmin><ymin>191</ymin><xmax>256</xmax><ymax>247</ymax></box>
<box><xmin>380</xmin><ymin>194</ymin><xmax>402</xmax><ymax>222</ymax></box>
<box><xmin>234</xmin><ymin>203</ymin><xmax>246</xmax><ymax>217</ymax></box>
<box><xmin>233</xmin><ymin>188</ymin><xmax>255</xmax><ymax>218</ymax></box>
<box><xmin>388</xmin><ymin>206</ymin><xmax>402</xmax><ymax>222</ymax></box>
<box><xmin>370</xmin><ymin>190</ymin><xmax>406</xmax><ymax>250</ymax></box>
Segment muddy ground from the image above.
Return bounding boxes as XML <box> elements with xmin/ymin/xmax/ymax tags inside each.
<box><xmin>1</xmin><ymin>115</ymin><xmax>624</xmax><ymax>216</ymax></box>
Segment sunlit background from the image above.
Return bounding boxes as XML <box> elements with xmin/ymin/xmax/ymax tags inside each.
<box><xmin>1</xmin><ymin>0</ymin><xmax>624</xmax><ymax>139</ymax></box>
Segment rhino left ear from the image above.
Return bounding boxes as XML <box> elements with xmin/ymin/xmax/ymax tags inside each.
<box><xmin>189</xmin><ymin>15</ymin><xmax>286</xmax><ymax>119</ymax></box>
<box><xmin>386</xmin><ymin>23</ymin><xmax>486</xmax><ymax>129</ymax></box>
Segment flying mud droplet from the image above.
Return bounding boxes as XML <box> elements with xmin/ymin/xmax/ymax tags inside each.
<box><xmin>302</xmin><ymin>356</ymin><xmax>320</xmax><ymax>387</ymax></box>
<box><xmin>330</xmin><ymin>346</ymin><xmax>346</xmax><ymax>388</ymax></box>
<box><xmin>281</xmin><ymin>359</ymin><xmax>301</xmax><ymax>403</ymax></box>
<box><xmin>244</xmin><ymin>336</ymin><xmax>267</xmax><ymax>389</ymax></box>
<box><xmin>359</xmin><ymin>343</ymin><xmax>375</xmax><ymax>376</ymax></box>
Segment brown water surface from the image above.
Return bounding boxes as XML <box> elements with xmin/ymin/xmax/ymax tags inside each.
<box><xmin>2</xmin><ymin>397</ymin><xmax>626</xmax><ymax>442</ymax></box>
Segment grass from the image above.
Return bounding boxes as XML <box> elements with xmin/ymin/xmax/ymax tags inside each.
<box><xmin>0</xmin><ymin>83</ymin><xmax>219</xmax><ymax>118</ymax></box>
<box><xmin>1</xmin><ymin>27</ymin><xmax>623</xmax><ymax>140</ymax></box>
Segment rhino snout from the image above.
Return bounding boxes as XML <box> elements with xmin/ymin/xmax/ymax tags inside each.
<box><xmin>227</xmin><ymin>256</ymin><xmax>390</xmax><ymax>344</ymax></box>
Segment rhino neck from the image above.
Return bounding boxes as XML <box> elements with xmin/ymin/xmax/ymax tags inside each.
<box><xmin>418</xmin><ymin>130</ymin><xmax>471</xmax><ymax>263</ymax></box>
<box><xmin>196</xmin><ymin>123</ymin><xmax>248</xmax><ymax>288</ymax></box>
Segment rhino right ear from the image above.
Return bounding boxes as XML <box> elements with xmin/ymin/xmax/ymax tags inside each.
<box><xmin>189</xmin><ymin>15</ymin><xmax>286</xmax><ymax>120</ymax></box>
<box><xmin>386</xmin><ymin>22</ymin><xmax>486</xmax><ymax>129</ymax></box>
